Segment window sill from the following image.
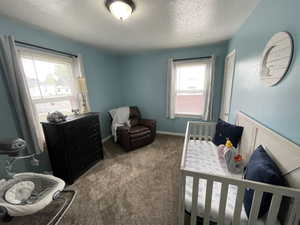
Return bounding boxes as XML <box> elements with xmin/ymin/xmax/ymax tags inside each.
<box><xmin>174</xmin><ymin>114</ymin><xmax>203</xmax><ymax>119</ymax></box>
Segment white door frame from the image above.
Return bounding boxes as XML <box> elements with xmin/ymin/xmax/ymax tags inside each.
<box><xmin>220</xmin><ymin>50</ymin><xmax>236</xmax><ymax>122</ymax></box>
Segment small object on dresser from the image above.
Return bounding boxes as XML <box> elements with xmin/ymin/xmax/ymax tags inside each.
<box><xmin>72</xmin><ymin>109</ymin><xmax>80</xmax><ymax>115</ymax></box>
<box><xmin>47</xmin><ymin>111</ymin><xmax>67</xmax><ymax>123</ymax></box>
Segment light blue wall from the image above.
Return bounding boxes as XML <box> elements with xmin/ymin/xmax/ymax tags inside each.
<box><xmin>228</xmin><ymin>0</ymin><xmax>300</xmax><ymax>145</ymax></box>
<box><xmin>0</xmin><ymin>17</ymin><xmax>122</xmax><ymax>139</ymax></box>
<box><xmin>119</xmin><ymin>42</ymin><xmax>228</xmax><ymax>133</ymax></box>
<box><xmin>0</xmin><ymin>16</ymin><xmax>122</xmax><ymax>176</ymax></box>
<box><xmin>0</xmin><ymin>15</ymin><xmax>229</xmax><ymax>177</ymax></box>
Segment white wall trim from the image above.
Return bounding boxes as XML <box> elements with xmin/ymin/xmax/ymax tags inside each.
<box><xmin>102</xmin><ymin>135</ymin><xmax>112</xmax><ymax>143</ymax></box>
<box><xmin>157</xmin><ymin>130</ymin><xmax>185</xmax><ymax>137</ymax></box>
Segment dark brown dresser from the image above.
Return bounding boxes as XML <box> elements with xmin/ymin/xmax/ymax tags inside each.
<box><xmin>42</xmin><ymin>112</ymin><xmax>103</xmax><ymax>184</ymax></box>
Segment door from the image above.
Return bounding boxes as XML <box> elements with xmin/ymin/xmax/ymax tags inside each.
<box><xmin>220</xmin><ymin>50</ymin><xmax>236</xmax><ymax>122</ymax></box>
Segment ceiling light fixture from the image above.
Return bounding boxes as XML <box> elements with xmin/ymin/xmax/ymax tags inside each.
<box><xmin>105</xmin><ymin>0</ymin><xmax>135</xmax><ymax>21</ymax></box>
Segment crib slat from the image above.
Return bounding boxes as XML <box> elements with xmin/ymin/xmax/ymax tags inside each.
<box><xmin>197</xmin><ymin>125</ymin><xmax>201</xmax><ymax>140</ymax></box>
<box><xmin>191</xmin><ymin>177</ymin><xmax>199</xmax><ymax>225</ymax></box>
<box><xmin>203</xmin><ymin>124</ymin><xmax>208</xmax><ymax>141</ymax></box>
<box><xmin>212</xmin><ymin>123</ymin><xmax>216</xmax><ymax>139</ymax></box>
<box><xmin>199</xmin><ymin>124</ymin><xmax>204</xmax><ymax>140</ymax></box>
<box><xmin>189</xmin><ymin>125</ymin><xmax>193</xmax><ymax>140</ymax></box>
<box><xmin>210</xmin><ymin>123</ymin><xmax>215</xmax><ymax>140</ymax></box>
<box><xmin>206</xmin><ymin>124</ymin><xmax>211</xmax><ymax>140</ymax></box>
<box><xmin>217</xmin><ymin>182</ymin><xmax>229</xmax><ymax>225</ymax></box>
<box><xmin>195</xmin><ymin>125</ymin><xmax>199</xmax><ymax>140</ymax></box>
<box><xmin>202</xmin><ymin>124</ymin><xmax>206</xmax><ymax>140</ymax></box>
<box><xmin>205</xmin><ymin>123</ymin><xmax>210</xmax><ymax>141</ymax></box>
<box><xmin>232</xmin><ymin>185</ymin><xmax>246</xmax><ymax>225</ymax></box>
<box><xmin>287</xmin><ymin>198</ymin><xmax>300</xmax><ymax>225</ymax></box>
<box><xmin>192</xmin><ymin>124</ymin><xmax>196</xmax><ymax>140</ymax></box>
<box><xmin>266</xmin><ymin>195</ymin><xmax>282</xmax><ymax>225</ymax></box>
<box><xmin>191</xmin><ymin>124</ymin><xmax>195</xmax><ymax>140</ymax></box>
<box><xmin>191</xmin><ymin>125</ymin><xmax>195</xmax><ymax>140</ymax></box>
<box><xmin>204</xmin><ymin>124</ymin><xmax>209</xmax><ymax>140</ymax></box>
<box><xmin>178</xmin><ymin>174</ymin><xmax>186</xmax><ymax>225</ymax></box>
<box><xmin>189</xmin><ymin>124</ymin><xmax>193</xmax><ymax>140</ymax></box>
<box><xmin>203</xmin><ymin>124</ymin><xmax>207</xmax><ymax>140</ymax></box>
<box><xmin>248</xmin><ymin>190</ymin><xmax>263</xmax><ymax>225</ymax></box>
<box><xmin>203</xmin><ymin>179</ymin><xmax>213</xmax><ymax>225</ymax></box>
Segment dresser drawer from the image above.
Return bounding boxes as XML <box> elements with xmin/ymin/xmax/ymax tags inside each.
<box><xmin>42</xmin><ymin>112</ymin><xmax>103</xmax><ymax>184</ymax></box>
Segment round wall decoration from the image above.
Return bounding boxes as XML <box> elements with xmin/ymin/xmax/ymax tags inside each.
<box><xmin>260</xmin><ymin>32</ymin><xmax>293</xmax><ymax>86</ymax></box>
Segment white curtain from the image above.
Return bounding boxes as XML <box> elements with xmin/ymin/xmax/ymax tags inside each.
<box><xmin>73</xmin><ymin>54</ymin><xmax>91</xmax><ymax>113</ymax></box>
<box><xmin>166</xmin><ymin>58</ymin><xmax>176</xmax><ymax>119</ymax></box>
<box><xmin>0</xmin><ymin>36</ymin><xmax>42</xmax><ymax>153</ymax></box>
<box><xmin>203</xmin><ymin>56</ymin><xmax>215</xmax><ymax>121</ymax></box>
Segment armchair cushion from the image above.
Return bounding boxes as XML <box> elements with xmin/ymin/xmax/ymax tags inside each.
<box><xmin>129</xmin><ymin>118</ymin><xmax>139</xmax><ymax>127</ymax></box>
<box><xmin>129</xmin><ymin>126</ymin><xmax>151</xmax><ymax>139</ymax></box>
<box><xmin>130</xmin><ymin>106</ymin><xmax>141</xmax><ymax>120</ymax></box>
<box><xmin>128</xmin><ymin>106</ymin><xmax>141</xmax><ymax>127</ymax></box>
<box><xmin>129</xmin><ymin>126</ymin><xmax>150</xmax><ymax>134</ymax></box>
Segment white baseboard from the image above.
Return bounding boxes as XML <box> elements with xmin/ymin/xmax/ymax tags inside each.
<box><xmin>102</xmin><ymin>135</ymin><xmax>112</xmax><ymax>143</ymax></box>
<box><xmin>157</xmin><ymin>130</ymin><xmax>185</xmax><ymax>137</ymax></box>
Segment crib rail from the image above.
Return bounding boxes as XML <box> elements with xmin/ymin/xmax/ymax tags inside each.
<box><xmin>188</xmin><ymin>121</ymin><xmax>217</xmax><ymax>141</ymax></box>
<box><xmin>178</xmin><ymin>121</ymin><xmax>300</xmax><ymax>225</ymax></box>
<box><xmin>178</xmin><ymin>169</ymin><xmax>300</xmax><ymax>225</ymax></box>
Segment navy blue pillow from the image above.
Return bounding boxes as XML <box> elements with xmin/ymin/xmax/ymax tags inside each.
<box><xmin>243</xmin><ymin>145</ymin><xmax>286</xmax><ymax>218</ymax></box>
<box><xmin>212</xmin><ymin>119</ymin><xmax>243</xmax><ymax>148</ymax></box>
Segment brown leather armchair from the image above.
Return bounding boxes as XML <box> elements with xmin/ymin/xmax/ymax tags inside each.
<box><xmin>109</xmin><ymin>106</ymin><xmax>156</xmax><ymax>151</ymax></box>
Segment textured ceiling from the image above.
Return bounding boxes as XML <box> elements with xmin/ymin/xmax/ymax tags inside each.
<box><xmin>0</xmin><ymin>0</ymin><xmax>261</xmax><ymax>52</ymax></box>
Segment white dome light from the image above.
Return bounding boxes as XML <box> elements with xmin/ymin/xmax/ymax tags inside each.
<box><xmin>107</xmin><ymin>0</ymin><xmax>135</xmax><ymax>21</ymax></box>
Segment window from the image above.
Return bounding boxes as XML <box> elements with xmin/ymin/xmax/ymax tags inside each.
<box><xmin>19</xmin><ymin>48</ymin><xmax>80</xmax><ymax>122</ymax></box>
<box><xmin>17</xmin><ymin>47</ymin><xmax>85</xmax><ymax>150</ymax></box>
<box><xmin>167</xmin><ymin>57</ymin><xmax>214</xmax><ymax>119</ymax></box>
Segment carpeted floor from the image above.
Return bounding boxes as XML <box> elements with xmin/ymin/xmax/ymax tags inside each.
<box><xmin>59</xmin><ymin>134</ymin><xmax>184</xmax><ymax>225</ymax></box>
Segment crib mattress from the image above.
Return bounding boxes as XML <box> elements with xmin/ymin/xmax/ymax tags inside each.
<box><xmin>184</xmin><ymin>140</ymin><xmax>280</xmax><ymax>225</ymax></box>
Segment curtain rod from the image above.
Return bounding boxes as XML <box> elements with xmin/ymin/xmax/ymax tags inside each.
<box><xmin>173</xmin><ymin>56</ymin><xmax>212</xmax><ymax>62</ymax></box>
<box><xmin>15</xmin><ymin>40</ymin><xmax>78</xmax><ymax>58</ymax></box>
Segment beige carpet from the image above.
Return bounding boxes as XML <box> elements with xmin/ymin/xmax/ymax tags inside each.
<box><xmin>59</xmin><ymin>134</ymin><xmax>184</xmax><ymax>225</ymax></box>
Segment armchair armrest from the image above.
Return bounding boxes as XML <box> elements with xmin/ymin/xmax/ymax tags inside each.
<box><xmin>116</xmin><ymin>126</ymin><xmax>130</xmax><ymax>149</ymax></box>
<box><xmin>140</xmin><ymin>119</ymin><xmax>156</xmax><ymax>140</ymax></box>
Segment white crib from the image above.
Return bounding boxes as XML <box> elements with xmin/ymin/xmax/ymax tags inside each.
<box><xmin>178</xmin><ymin>112</ymin><xmax>300</xmax><ymax>225</ymax></box>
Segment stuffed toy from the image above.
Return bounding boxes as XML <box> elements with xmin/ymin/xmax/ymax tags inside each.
<box><xmin>224</xmin><ymin>139</ymin><xmax>244</xmax><ymax>173</ymax></box>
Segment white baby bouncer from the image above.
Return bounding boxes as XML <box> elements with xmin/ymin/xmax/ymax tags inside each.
<box><xmin>0</xmin><ymin>138</ymin><xmax>76</xmax><ymax>224</ymax></box>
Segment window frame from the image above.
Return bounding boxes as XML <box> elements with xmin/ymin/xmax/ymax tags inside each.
<box><xmin>172</xmin><ymin>58</ymin><xmax>213</xmax><ymax>119</ymax></box>
<box><xmin>18</xmin><ymin>47</ymin><xmax>80</xmax><ymax>121</ymax></box>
